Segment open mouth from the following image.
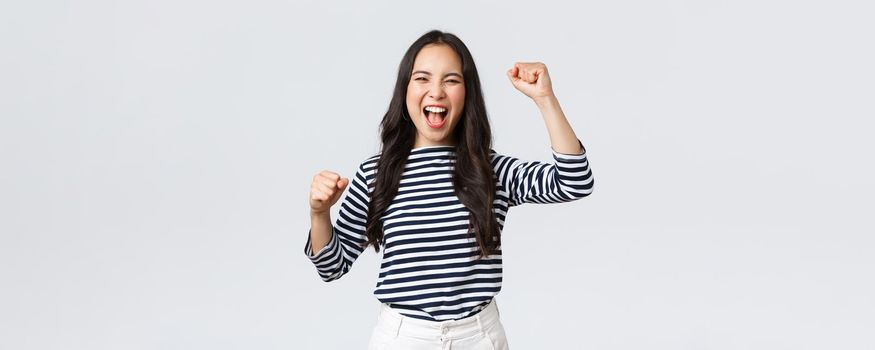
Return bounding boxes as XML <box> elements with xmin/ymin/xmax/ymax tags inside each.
<box><xmin>423</xmin><ymin>106</ymin><xmax>448</xmax><ymax>128</ymax></box>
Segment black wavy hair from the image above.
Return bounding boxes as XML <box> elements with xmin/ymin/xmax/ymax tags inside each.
<box><xmin>362</xmin><ymin>29</ymin><xmax>500</xmax><ymax>259</ymax></box>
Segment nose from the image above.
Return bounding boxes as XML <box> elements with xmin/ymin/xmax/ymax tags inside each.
<box><xmin>428</xmin><ymin>80</ymin><xmax>447</xmax><ymax>99</ymax></box>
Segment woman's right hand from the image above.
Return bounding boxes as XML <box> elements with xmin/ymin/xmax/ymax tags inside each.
<box><xmin>309</xmin><ymin>170</ymin><xmax>350</xmax><ymax>215</ymax></box>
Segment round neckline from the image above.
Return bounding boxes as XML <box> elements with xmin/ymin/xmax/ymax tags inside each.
<box><xmin>410</xmin><ymin>145</ymin><xmax>456</xmax><ymax>152</ymax></box>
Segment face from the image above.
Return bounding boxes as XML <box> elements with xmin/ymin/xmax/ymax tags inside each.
<box><xmin>406</xmin><ymin>44</ymin><xmax>466</xmax><ymax>148</ymax></box>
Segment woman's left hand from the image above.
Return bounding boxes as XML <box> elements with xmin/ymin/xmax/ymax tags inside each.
<box><xmin>507</xmin><ymin>62</ymin><xmax>554</xmax><ymax>102</ymax></box>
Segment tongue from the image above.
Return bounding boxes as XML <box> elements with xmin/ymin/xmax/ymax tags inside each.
<box><xmin>427</xmin><ymin>112</ymin><xmax>445</xmax><ymax>125</ymax></box>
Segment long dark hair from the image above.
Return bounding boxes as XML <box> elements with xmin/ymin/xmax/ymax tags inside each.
<box><xmin>363</xmin><ymin>29</ymin><xmax>500</xmax><ymax>259</ymax></box>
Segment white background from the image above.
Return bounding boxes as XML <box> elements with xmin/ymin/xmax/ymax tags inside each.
<box><xmin>1</xmin><ymin>0</ymin><xmax>873</xmax><ymax>349</ymax></box>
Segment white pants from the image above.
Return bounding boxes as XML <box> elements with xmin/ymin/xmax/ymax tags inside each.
<box><xmin>367</xmin><ymin>298</ymin><xmax>510</xmax><ymax>350</ymax></box>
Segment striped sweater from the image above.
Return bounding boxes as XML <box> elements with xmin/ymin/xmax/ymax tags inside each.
<box><xmin>304</xmin><ymin>139</ymin><xmax>594</xmax><ymax>321</ymax></box>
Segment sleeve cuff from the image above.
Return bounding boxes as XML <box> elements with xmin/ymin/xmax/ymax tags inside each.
<box><xmin>551</xmin><ymin>139</ymin><xmax>587</xmax><ymax>161</ymax></box>
<box><xmin>304</xmin><ymin>227</ymin><xmax>341</xmax><ymax>262</ymax></box>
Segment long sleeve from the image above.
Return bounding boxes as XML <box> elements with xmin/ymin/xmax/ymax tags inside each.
<box><xmin>303</xmin><ymin>161</ymin><xmax>372</xmax><ymax>282</ymax></box>
<box><xmin>490</xmin><ymin>138</ymin><xmax>594</xmax><ymax>207</ymax></box>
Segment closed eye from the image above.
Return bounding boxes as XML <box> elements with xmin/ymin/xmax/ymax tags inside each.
<box><xmin>415</xmin><ymin>77</ymin><xmax>462</xmax><ymax>84</ymax></box>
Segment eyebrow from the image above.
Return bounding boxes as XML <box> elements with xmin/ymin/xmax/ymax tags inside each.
<box><xmin>412</xmin><ymin>70</ymin><xmax>463</xmax><ymax>79</ymax></box>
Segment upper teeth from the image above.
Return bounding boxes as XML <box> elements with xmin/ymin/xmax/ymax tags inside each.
<box><xmin>425</xmin><ymin>106</ymin><xmax>447</xmax><ymax>113</ymax></box>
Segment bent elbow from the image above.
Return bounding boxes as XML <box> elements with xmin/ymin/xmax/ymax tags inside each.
<box><xmin>558</xmin><ymin>175</ymin><xmax>593</xmax><ymax>200</ymax></box>
<box><xmin>317</xmin><ymin>265</ymin><xmax>350</xmax><ymax>283</ymax></box>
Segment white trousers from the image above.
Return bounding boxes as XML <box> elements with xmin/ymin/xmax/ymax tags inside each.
<box><xmin>367</xmin><ymin>298</ymin><xmax>510</xmax><ymax>350</ymax></box>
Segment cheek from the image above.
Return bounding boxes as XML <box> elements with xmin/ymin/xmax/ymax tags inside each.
<box><xmin>449</xmin><ymin>88</ymin><xmax>465</xmax><ymax>113</ymax></box>
<box><xmin>405</xmin><ymin>89</ymin><xmax>419</xmax><ymax>113</ymax></box>
<box><xmin>407</xmin><ymin>86</ymin><xmax>426</xmax><ymax>103</ymax></box>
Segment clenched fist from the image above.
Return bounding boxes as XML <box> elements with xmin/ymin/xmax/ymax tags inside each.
<box><xmin>507</xmin><ymin>62</ymin><xmax>555</xmax><ymax>101</ymax></box>
<box><xmin>309</xmin><ymin>170</ymin><xmax>350</xmax><ymax>215</ymax></box>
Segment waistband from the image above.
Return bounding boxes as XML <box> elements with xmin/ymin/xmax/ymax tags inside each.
<box><xmin>375</xmin><ymin>299</ymin><xmax>501</xmax><ymax>341</ymax></box>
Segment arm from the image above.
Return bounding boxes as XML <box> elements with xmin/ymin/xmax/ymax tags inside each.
<box><xmin>304</xmin><ymin>162</ymin><xmax>372</xmax><ymax>282</ymax></box>
<box><xmin>535</xmin><ymin>94</ymin><xmax>584</xmax><ymax>155</ymax></box>
<box><xmin>491</xmin><ymin>139</ymin><xmax>593</xmax><ymax>207</ymax></box>
<box><xmin>496</xmin><ymin>62</ymin><xmax>593</xmax><ymax>206</ymax></box>
<box><xmin>508</xmin><ymin>62</ymin><xmax>583</xmax><ymax>155</ymax></box>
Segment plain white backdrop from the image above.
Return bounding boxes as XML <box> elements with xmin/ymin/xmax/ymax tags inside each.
<box><xmin>1</xmin><ymin>0</ymin><xmax>873</xmax><ymax>349</ymax></box>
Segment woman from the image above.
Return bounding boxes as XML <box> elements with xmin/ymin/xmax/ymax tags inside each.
<box><xmin>305</xmin><ymin>29</ymin><xmax>594</xmax><ymax>349</ymax></box>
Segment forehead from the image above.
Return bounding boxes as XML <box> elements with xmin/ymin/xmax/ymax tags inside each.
<box><xmin>412</xmin><ymin>44</ymin><xmax>462</xmax><ymax>74</ymax></box>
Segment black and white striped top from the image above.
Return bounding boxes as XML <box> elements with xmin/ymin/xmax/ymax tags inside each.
<box><xmin>304</xmin><ymin>140</ymin><xmax>594</xmax><ymax>321</ymax></box>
